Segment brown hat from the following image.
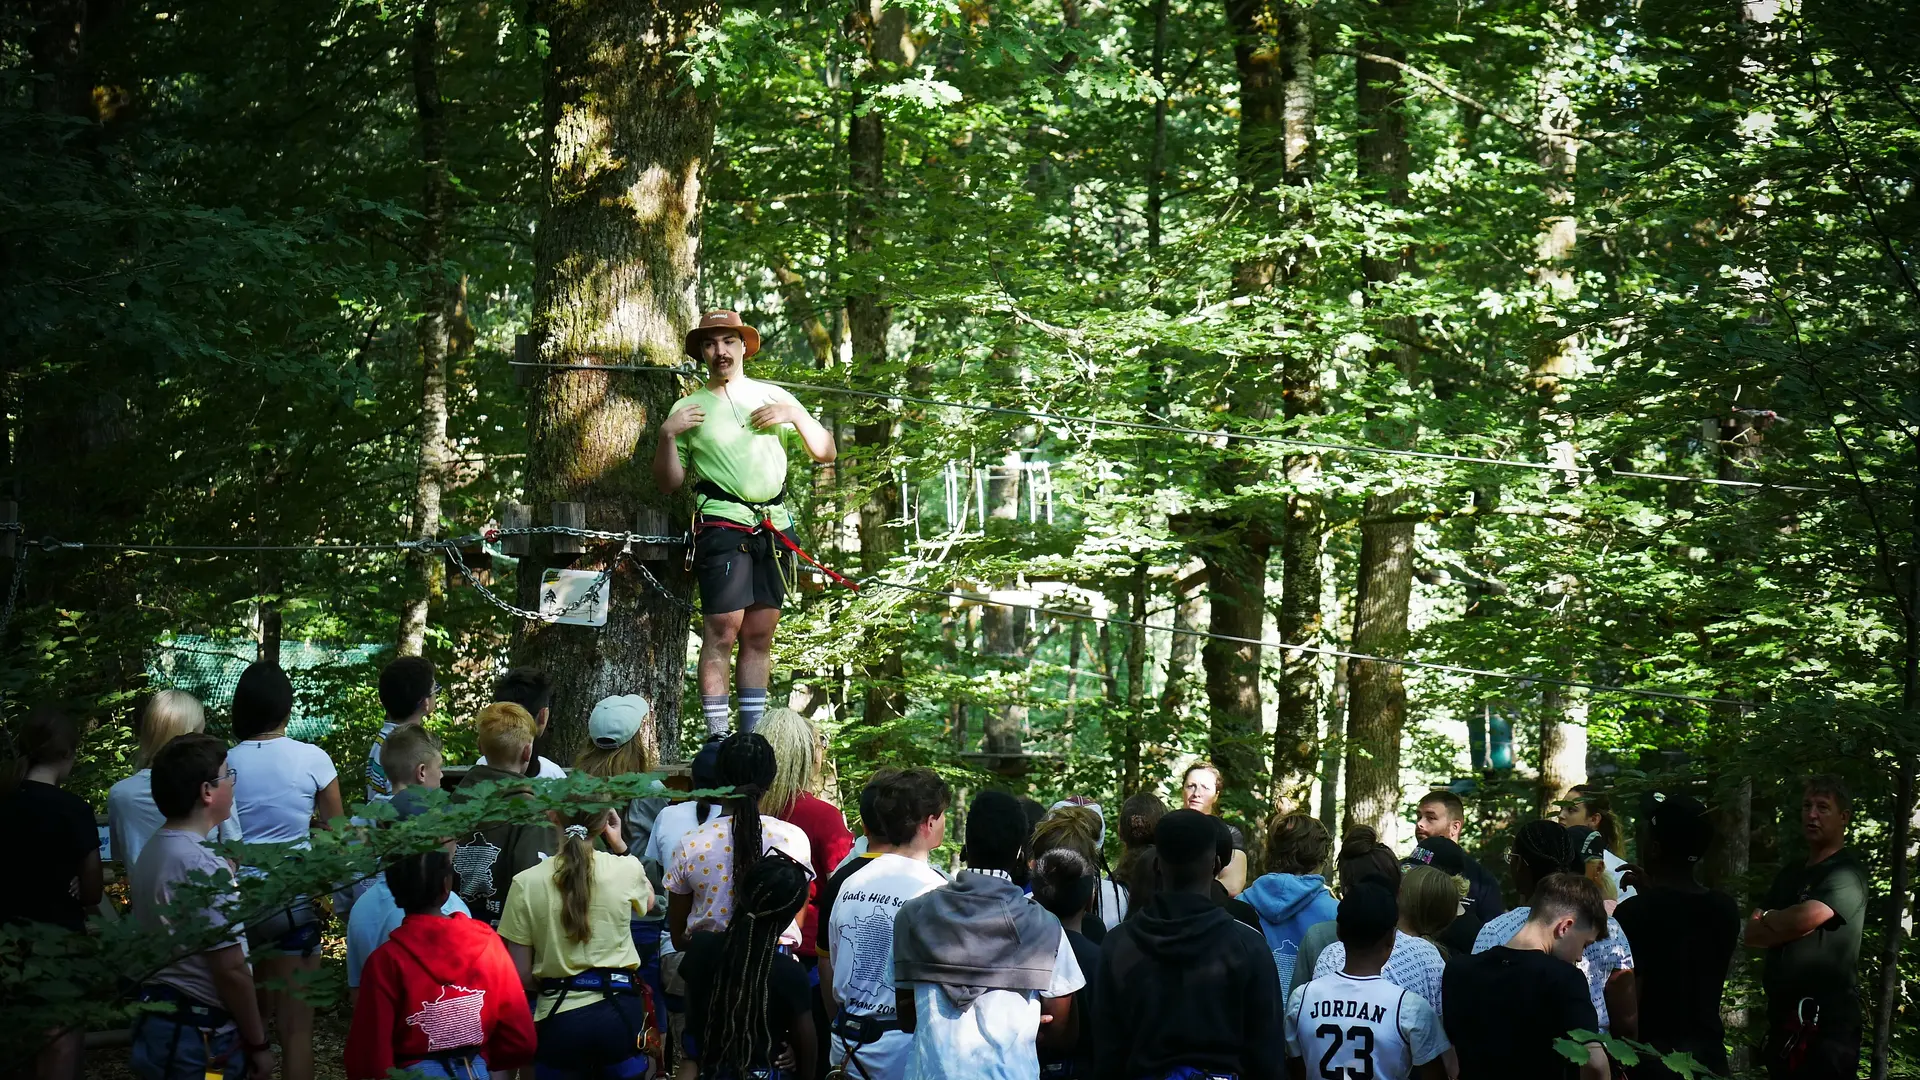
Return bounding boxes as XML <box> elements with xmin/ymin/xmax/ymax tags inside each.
<box><xmin>684</xmin><ymin>310</ymin><xmax>761</xmax><ymax>360</ymax></box>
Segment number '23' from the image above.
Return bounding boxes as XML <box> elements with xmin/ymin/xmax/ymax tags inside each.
<box><xmin>1315</xmin><ymin>1023</ymin><xmax>1376</xmax><ymax>1080</ymax></box>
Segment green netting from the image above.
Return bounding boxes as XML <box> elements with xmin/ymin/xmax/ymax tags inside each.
<box><xmin>147</xmin><ymin>635</ymin><xmax>386</xmax><ymax>740</ymax></box>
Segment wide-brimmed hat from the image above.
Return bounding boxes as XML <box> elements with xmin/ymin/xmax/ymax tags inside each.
<box><xmin>684</xmin><ymin>310</ymin><xmax>761</xmax><ymax>360</ymax></box>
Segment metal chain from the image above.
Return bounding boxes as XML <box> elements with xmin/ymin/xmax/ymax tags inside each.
<box><xmin>627</xmin><ymin>553</ymin><xmax>695</xmax><ymax>615</ymax></box>
<box><xmin>444</xmin><ymin>542</ymin><xmax>614</xmax><ymax>623</ymax></box>
<box><xmin>487</xmin><ymin>525</ymin><xmax>687</xmax><ymax>546</ymax></box>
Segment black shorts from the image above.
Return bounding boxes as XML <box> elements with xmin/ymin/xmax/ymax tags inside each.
<box><xmin>694</xmin><ymin>521</ymin><xmax>794</xmax><ymax>616</ymax></box>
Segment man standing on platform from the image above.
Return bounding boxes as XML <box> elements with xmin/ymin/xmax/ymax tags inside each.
<box><xmin>653</xmin><ymin>311</ymin><xmax>837</xmax><ymax>735</ymax></box>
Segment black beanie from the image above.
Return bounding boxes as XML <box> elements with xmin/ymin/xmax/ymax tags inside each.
<box><xmin>1405</xmin><ymin>835</ymin><xmax>1467</xmax><ymax>877</ymax></box>
<box><xmin>964</xmin><ymin>790</ymin><xmax>1029</xmax><ymax>866</ymax></box>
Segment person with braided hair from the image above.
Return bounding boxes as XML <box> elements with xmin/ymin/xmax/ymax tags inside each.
<box><xmin>666</xmin><ymin>732</ymin><xmax>814</xmax><ymax>953</ymax></box>
<box><xmin>498</xmin><ymin>805</ymin><xmax>658</xmax><ymax>1080</ymax></box>
<box><xmin>681</xmin><ymin>850</ymin><xmax>819</xmax><ymax>1080</ymax></box>
<box><xmin>1472</xmin><ymin>819</ymin><xmax>1637</xmax><ymax>1038</ymax></box>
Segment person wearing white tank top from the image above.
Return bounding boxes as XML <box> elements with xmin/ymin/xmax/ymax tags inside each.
<box><xmin>1287</xmin><ymin>883</ymin><xmax>1450</xmax><ymax>1080</ymax></box>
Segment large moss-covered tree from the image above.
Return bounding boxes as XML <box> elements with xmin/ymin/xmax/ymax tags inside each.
<box><xmin>514</xmin><ymin>0</ymin><xmax>717</xmax><ymax>764</ymax></box>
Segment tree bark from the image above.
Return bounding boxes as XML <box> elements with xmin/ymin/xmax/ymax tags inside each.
<box><xmin>515</xmin><ymin>0</ymin><xmax>715</xmax><ymax>765</ymax></box>
<box><xmin>399</xmin><ymin>0</ymin><xmax>453</xmax><ymax>659</ymax></box>
<box><xmin>847</xmin><ymin>0</ymin><xmax>906</xmax><ymax>730</ymax></box>
<box><xmin>1871</xmin><ymin>471</ymin><xmax>1920</xmax><ymax>1080</ymax></box>
<box><xmin>1270</xmin><ymin>0</ymin><xmax>1320</xmax><ymax>813</ymax></box>
<box><xmin>1121</xmin><ymin>556</ymin><xmax>1149</xmax><ymax>794</ymax></box>
<box><xmin>1145</xmin><ymin>0</ymin><xmax>1170</xmax><ymax>255</ymax></box>
<box><xmin>980</xmin><ymin>448</ymin><xmax>1028</xmax><ymax>755</ymax></box>
<box><xmin>1343</xmin><ymin>3</ymin><xmax>1419</xmax><ymax>840</ymax></box>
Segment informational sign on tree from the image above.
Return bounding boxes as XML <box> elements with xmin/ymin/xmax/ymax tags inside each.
<box><xmin>538</xmin><ymin>568</ymin><xmax>611</xmax><ymax>627</ymax></box>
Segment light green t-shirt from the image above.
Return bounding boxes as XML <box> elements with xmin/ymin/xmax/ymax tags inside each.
<box><xmin>671</xmin><ymin>378</ymin><xmax>803</xmax><ymax>528</ymax></box>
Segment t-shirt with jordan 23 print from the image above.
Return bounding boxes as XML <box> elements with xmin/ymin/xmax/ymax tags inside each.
<box><xmin>826</xmin><ymin>853</ymin><xmax>949</xmax><ymax>1080</ymax></box>
<box><xmin>1313</xmin><ymin>930</ymin><xmax>1448</xmax><ymax>1020</ymax></box>
<box><xmin>1473</xmin><ymin>906</ymin><xmax>1634</xmax><ymax>1032</ymax></box>
<box><xmin>1287</xmin><ymin>970</ymin><xmax>1451</xmax><ymax>1080</ymax></box>
<box><xmin>664</xmin><ymin>813</ymin><xmax>813</xmax><ymax>942</ymax></box>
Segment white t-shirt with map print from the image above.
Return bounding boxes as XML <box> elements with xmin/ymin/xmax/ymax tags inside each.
<box><xmin>1472</xmin><ymin>905</ymin><xmax>1634</xmax><ymax>1033</ymax></box>
<box><xmin>826</xmin><ymin>853</ymin><xmax>948</xmax><ymax>1080</ymax></box>
<box><xmin>1314</xmin><ymin>930</ymin><xmax>1447</xmax><ymax>1021</ymax></box>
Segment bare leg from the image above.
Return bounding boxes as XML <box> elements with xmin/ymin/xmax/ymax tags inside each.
<box><xmin>35</xmin><ymin>1028</ymin><xmax>81</xmax><ymax>1080</ymax></box>
<box><xmin>736</xmin><ymin>605</ymin><xmax>780</xmax><ymax>690</ymax></box>
<box><xmin>699</xmin><ymin>611</ymin><xmax>744</xmax><ymax>696</ymax></box>
<box><xmin>258</xmin><ymin>952</ymin><xmax>320</xmax><ymax>1080</ymax></box>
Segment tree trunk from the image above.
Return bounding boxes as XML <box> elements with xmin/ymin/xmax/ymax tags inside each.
<box><xmin>399</xmin><ymin>0</ymin><xmax>453</xmax><ymax>659</ymax></box>
<box><xmin>1529</xmin><ymin>0</ymin><xmax>1587</xmax><ymax>814</ymax></box>
<box><xmin>1145</xmin><ymin>0</ymin><xmax>1170</xmax><ymax>255</ymax></box>
<box><xmin>980</xmin><ymin>448</ymin><xmax>1028</xmax><ymax>755</ymax></box>
<box><xmin>1121</xmin><ymin>556</ymin><xmax>1148</xmax><ymax>794</ymax></box>
<box><xmin>848</xmin><ymin>0</ymin><xmax>905</xmax><ymax>730</ymax></box>
<box><xmin>515</xmin><ymin>0</ymin><xmax>715</xmax><ymax>765</ymax></box>
<box><xmin>1343</xmin><ymin>1</ymin><xmax>1418</xmax><ymax>840</ymax></box>
<box><xmin>1156</xmin><ymin>561</ymin><xmax>1205</xmax><ymax>780</ymax></box>
<box><xmin>1871</xmin><ymin>474</ymin><xmax>1920</xmax><ymax>1080</ymax></box>
<box><xmin>1270</xmin><ymin>0</ymin><xmax>1321</xmax><ymax>813</ymax></box>
<box><xmin>1319</xmin><ymin>584</ymin><xmax>1351</xmax><ymax>832</ymax></box>
<box><xmin>1202</xmin><ymin>538</ymin><xmax>1270</xmax><ymax>811</ymax></box>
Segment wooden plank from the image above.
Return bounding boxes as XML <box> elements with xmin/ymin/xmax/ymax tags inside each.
<box><xmin>633</xmin><ymin>506</ymin><xmax>673</xmax><ymax>561</ymax></box>
<box><xmin>551</xmin><ymin>502</ymin><xmax>587</xmax><ymax>554</ymax></box>
<box><xmin>498</xmin><ymin>501</ymin><xmax>532</xmax><ymax>556</ymax></box>
<box><xmin>513</xmin><ymin>333</ymin><xmax>536</xmax><ymax>387</ymax></box>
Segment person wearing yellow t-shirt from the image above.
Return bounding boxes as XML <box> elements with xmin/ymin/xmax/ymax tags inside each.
<box><xmin>652</xmin><ymin>310</ymin><xmax>836</xmax><ymax>736</ymax></box>
<box><xmin>498</xmin><ymin>806</ymin><xmax>656</xmax><ymax>1080</ymax></box>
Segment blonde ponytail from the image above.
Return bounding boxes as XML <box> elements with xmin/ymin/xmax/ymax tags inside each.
<box><xmin>555</xmin><ymin>811</ymin><xmax>601</xmax><ymax>943</ymax></box>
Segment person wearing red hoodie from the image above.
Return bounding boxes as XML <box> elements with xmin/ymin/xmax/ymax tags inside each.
<box><xmin>346</xmin><ymin>846</ymin><xmax>536</xmax><ymax>1080</ymax></box>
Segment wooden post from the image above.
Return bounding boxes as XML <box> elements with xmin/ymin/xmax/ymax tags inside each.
<box><xmin>513</xmin><ymin>333</ymin><xmax>536</xmax><ymax>388</ymax></box>
<box><xmin>633</xmin><ymin>506</ymin><xmax>673</xmax><ymax>561</ymax></box>
<box><xmin>551</xmin><ymin>502</ymin><xmax>587</xmax><ymax>554</ymax></box>
<box><xmin>498</xmin><ymin>502</ymin><xmax>532</xmax><ymax>556</ymax></box>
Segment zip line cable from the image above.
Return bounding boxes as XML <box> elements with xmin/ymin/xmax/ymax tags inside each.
<box><xmin>5</xmin><ymin>522</ymin><xmax>1747</xmax><ymax>709</ymax></box>
<box><xmin>510</xmin><ymin>360</ymin><xmax>1828</xmax><ymax>494</ymax></box>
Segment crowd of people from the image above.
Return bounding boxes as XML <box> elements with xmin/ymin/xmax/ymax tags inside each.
<box><xmin>0</xmin><ymin>654</ymin><xmax>1876</xmax><ymax>1080</ymax></box>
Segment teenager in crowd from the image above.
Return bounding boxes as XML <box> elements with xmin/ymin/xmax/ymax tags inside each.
<box><xmin>128</xmin><ymin>732</ymin><xmax>274</xmax><ymax>1080</ymax></box>
<box><xmin>1031</xmin><ymin>805</ymin><xmax>1127</xmax><ymax>938</ymax></box>
<box><xmin>1111</xmin><ymin>792</ymin><xmax>1166</xmax><ymax>914</ymax></box>
<box><xmin>574</xmin><ymin>694</ymin><xmax>673</xmax><ymax>1061</ymax></box>
<box><xmin>1412</xmin><ymin>790</ymin><xmax>1503</xmax><ymax>920</ymax></box>
<box><xmin>1472</xmin><ymin>819</ymin><xmax>1636</xmax><ymax>1038</ymax></box>
<box><xmin>346</xmin><ymin>726</ymin><xmax>470</xmax><ymax>1007</ymax></box>
<box><xmin>451</xmin><ymin>703</ymin><xmax>555</xmax><ymax>927</ymax></box>
<box><xmin>2</xmin><ymin>706</ymin><xmax>102</xmax><ymax>1080</ymax></box>
<box><xmin>1568</xmin><ymin>825</ymin><xmax>1621</xmax><ymax>913</ymax></box>
<box><xmin>1560</xmin><ymin>784</ymin><xmax>1633</xmax><ymax>901</ymax></box>
<box><xmin>1309</xmin><ymin>865</ymin><xmax>1448</xmax><ymax>1022</ymax></box>
<box><xmin>644</xmin><ymin>733</ymin><xmax>727</xmax><ymax>1073</ymax></box>
<box><xmin>682</xmin><ymin>851</ymin><xmax>818</xmax><ymax>1080</ymax></box>
<box><xmin>1289</xmin><ymin>826</ymin><xmax>1403</xmax><ymax>998</ymax></box>
<box><xmin>1397</xmin><ymin>865</ymin><xmax>1467</xmax><ymax>958</ymax></box>
<box><xmin>1614</xmin><ymin>792</ymin><xmax>1737</xmax><ymax>1079</ymax></box>
<box><xmin>759</xmin><ymin>707</ymin><xmax>855</xmax><ymax>964</ymax></box>
<box><xmin>666</xmin><ymin>731</ymin><xmax>813</xmax><ymax>951</ymax></box>
<box><xmin>344</xmin><ymin>847</ymin><xmax>536</xmax><ymax>1080</ymax></box>
<box><xmin>1243</xmin><ymin>813</ymin><xmax>1336</xmax><ymax>988</ymax></box>
<box><xmin>1092</xmin><ymin>809</ymin><xmax>1284</xmax><ymax>1080</ymax></box>
<box><xmin>227</xmin><ymin>661</ymin><xmax>341</xmax><ymax>1080</ymax></box>
<box><xmin>894</xmin><ymin>790</ymin><xmax>1085</xmax><ymax>1080</ymax></box>
<box><xmin>109</xmin><ymin>690</ymin><xmax>244</xmax><ymax>872</ymax></box>
<box><xmin>1445</xmin><ymin>873</ymin><xmax>1609</xmax><ymax>1080</ymax></box>
<box><xmin>823</xmin><ymin>768</ymin><xmax>950</xmax><ymax>1080</ymax></box>
<box><xmin>499</xmin><ymin>805</ymin><xmax>657</xmax><ymax>1080</ymax></box>
<box><xmin>1181</xmin><ymin>762</ymin><xmax>1248</xmax><ymax>895</ymax></box>
<box><xmin>1287</xmin><ymin>883</ymin><xmax>1450</xmax><ymax>1080</ymax></box>
<box><xmin>1401</xmin><ymin>835</ymin><xmax>1481</xmax><ymax>954</ymax></box>
<box><xmin>576</xmin><ymin>694</ymin><xmax>666</xmax><ymax>866</ymax></box>
<box><xmin>1746</xmin><ymin>774</ymin><xmax>1869</xmax><ymax>1080</ymax></box>
<box><xmin>493</xmin><ymin>666</ymin><xmax>570</xmax><ymax>779</ymax></box>
<box><xmin>368</xmin><ymin>655</ymin><xmax>435</xmax><ymax>800</ymax></box>
<box><xmin>1031</xmin><ymin>848</ymin><xmax>1103</xmax><ymax>1080</ymax></box>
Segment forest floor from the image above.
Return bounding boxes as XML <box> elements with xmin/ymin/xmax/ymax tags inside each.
<box><xmin>86</xmin><ymin>930</ymin><xmax>354</xmax><ymax>1080</ymax></box>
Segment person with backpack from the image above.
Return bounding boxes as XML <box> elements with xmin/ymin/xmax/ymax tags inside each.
<box><xmin>499</xmin><ymin>805</ymin><xmax>660</xmax><ymax>1080</ymax></box>
<box><xmin>345</xmin><ymin>847</ymin><xmax>536</xmax><ymax>1080</ymax></box>
<box><xmin>451</xmin><ymin>703</ymin><xmax>556</xmax><ymax>927</ymax></box>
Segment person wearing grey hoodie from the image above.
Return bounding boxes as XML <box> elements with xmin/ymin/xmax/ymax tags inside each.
<box><xmin>892</xmin><ymin>791</ymin><xmax>1085</xmax><ymax>1080</ymax></box>
<box><xmin>1242</xmin><ymin>814</ymin><xmax>1339</xmax><ymax>990</ymax></box>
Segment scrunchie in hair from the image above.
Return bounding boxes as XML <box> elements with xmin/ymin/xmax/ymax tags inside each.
<box><xmin>564</xmin><ymin>824</ymin><xmax>590</xmax><ymax>840</ymax></box>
